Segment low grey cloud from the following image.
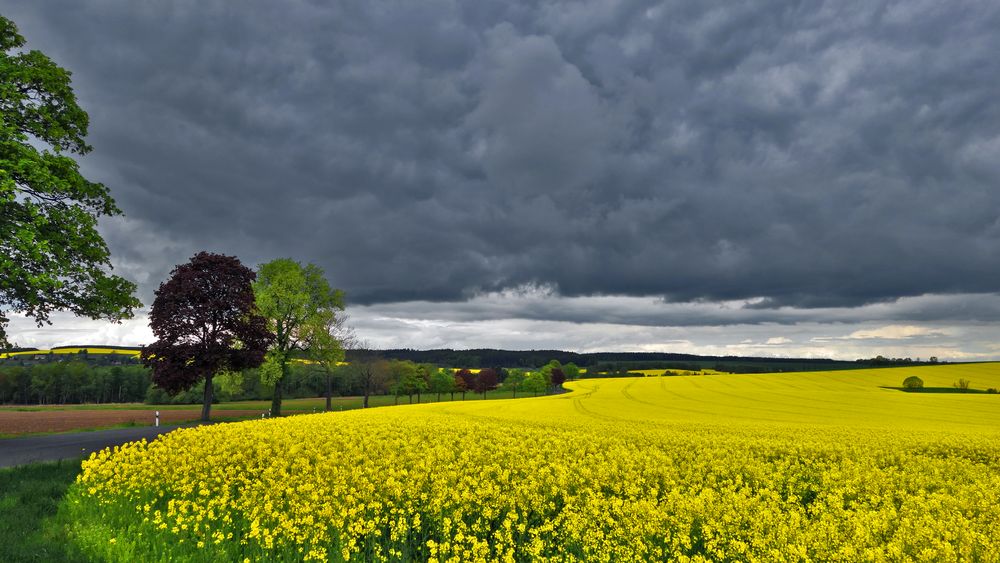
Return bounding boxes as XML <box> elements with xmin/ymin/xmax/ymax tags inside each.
<box><xmin>350</xmin><ymin>290</ymin><xmax>1000</xmax><ymax>328</ymax></box>
<box><xmin>4</xmin><ymin>1</ymin><xmax>1000</xmax><ymax>354</ymax></box>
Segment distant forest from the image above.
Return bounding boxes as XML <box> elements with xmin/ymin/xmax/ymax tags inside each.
<box><xmin>3</xmin><ymin>345</ymin><xmax>942</xmax><ymax>374</ymax></box>
<box><xmin>345</xmin><ymin>349</ymin><xmax>942</xmax><ymax>373</ymax></box>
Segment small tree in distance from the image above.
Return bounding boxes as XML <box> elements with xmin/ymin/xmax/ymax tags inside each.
<box><xmin>350</xmin><ymin>344</ymin><xmax>389</xmax><ymax>409</ymax></box>
<box><xmin>505</xmin><ymin>368</ymin><xmax>526</xmax><ymax>398</ymax></box>
<box><xmin>523</xmin><ymin>371</ymin><xmax>547</xmax><ymax>396</ymax></box>
<box><xmin>310</xmin><ymin>311</ymin><xmax>354</xmax><ymax>412</ymax></box>
<box><xmin>455</xmin><ymin>370</ymin><xmax>471</xmax><ymax>400</ymax></box>
<box><xmin>476</xmin><ymin>368</ymin><xmax>499</xmax><ymax>399</ymax></box>
<box><xmin>550</xmin><ymin>368</ymin><xmax>566</xmax><ymax>392</ymax></box>
<box><xmin>142</xmin><ymin>252</ymin><xmax>273</xmax><ymax>421</ymax></box>
<box><xmin>562</xmin><ymin>362</ymin><xmax>581</xmax><ymax>381</ymax></box>
<box><xmin>429</xmin><ymin>368</ymin><xmax>455</xmax><ymax>401</ymax></box>
<box><xmin>902</xmin><ymin>376</ymin><xmax>923</xmax><ymax>390</ymax></box>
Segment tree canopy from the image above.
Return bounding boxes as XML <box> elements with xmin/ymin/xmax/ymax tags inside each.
<box><xmin>254</xmin><ymin>258</ymin><xmax>344</xmax><ymax>416</ymax></box>
<box><xmin>0</xmin><ymin>15</ymin><xmax>139</xmax><ymax>347</ymax></box>
<box><xmin>141</xmin><ymin>252</ymin><xmax>272</xmax><ymax>421</ymax></box>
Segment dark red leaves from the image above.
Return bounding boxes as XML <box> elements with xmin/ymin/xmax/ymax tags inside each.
<box><xmin>141</xmin><ymin>252</ymin><xmax>273</xmax><ymax>394</ymax></box>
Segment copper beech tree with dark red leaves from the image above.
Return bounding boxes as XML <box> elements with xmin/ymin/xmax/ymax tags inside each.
<box><xmin>474</xmin><ymin>368</ymin><xmax>499</xmax><ymax>398</ymax></box>
<box><xmin>141</xmin><ymin>252</ymin><xmax>273</xmax><ymax>421</ymax></box>
<box><xmin>550</xmin><ymin>368</ymin><xmax>566</xmax><ymax>390</ymax></box>
<box><xmin>455</xmin><ymin>369</ymin><xmax>473</xmax><ymax>400</ymax></box>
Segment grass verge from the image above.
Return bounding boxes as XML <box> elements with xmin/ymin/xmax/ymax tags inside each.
<box><xmin>0</xmin><ymin>459</ymin><xmax>86</xmax><ymax>562</ymax></box>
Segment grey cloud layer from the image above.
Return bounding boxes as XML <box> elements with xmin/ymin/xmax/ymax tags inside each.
<box><xmin>350</xmin><ymin>291</ymin><xmax>1000</xmax><ymax>328</ymax></box>
<box><xmin>6</xmin><ymin>0</ymin><xmax>1000</xmax><ymax>311</ymax></box>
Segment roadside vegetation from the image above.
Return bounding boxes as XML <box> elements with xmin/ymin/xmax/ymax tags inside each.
<box><xmin>0</xmin><ymin>460</ymin><xmax>87</xmax><ymax>562</ymax></box>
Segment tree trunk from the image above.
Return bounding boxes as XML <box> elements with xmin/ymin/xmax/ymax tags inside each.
<box><xmin>461</xmin><ymin>391</ymin><xmax>466</xmax><ymax>400</ymax></box>
<box><xmin>363</xmin><ymin>390</ymin><xmax>370</xmax><ymax>409</ymax></box>
<box><xmin>201</xmin><ymin>375</ymin><xmax>214</xmax><ymax>422</ymax></box>
<box><xmin>416</xmin><ymin>391</ymin><xmax>421</xmax><ymax>403</ymax></box>
<box><xmin>325</xmin><ymin>372</ymin><xmax>332</xmax><ymax>412</ymax></box>
<box><xmin>512</xmin><ymin>386</ymin><xmax>517</xmax><ymax>399</ymax></box>
<box><xmin>271</xmin><ymin>361</ymin><xmax>288</xmax><ymax>417</ymax></box>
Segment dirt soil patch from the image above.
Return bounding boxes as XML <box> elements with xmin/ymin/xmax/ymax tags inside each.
<box><xmin>0</xmin><ymin>409</ymin><xmax>263</xmax><ymax>435</ymax></box>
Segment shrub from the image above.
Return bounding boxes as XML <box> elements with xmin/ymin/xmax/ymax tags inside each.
<box><xmin>987</xmin><ymin>388</ymin><xmax>998</xmax><ymax>394</ymax></box>
<box><xmin>902</xmin><ymin>376</ymin><xmax>924</xmax><ymax>390</ymax></box>
<box><xmin>954</xmin><ymin>379</ymin><xmax>971</xmax><ymax>392</ymax></box>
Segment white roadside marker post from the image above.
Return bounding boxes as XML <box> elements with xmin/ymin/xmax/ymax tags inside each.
<box><xmin>155</xmin><ymin>411</ymin><xmax>160</xmax><ymax>427</ymax></box>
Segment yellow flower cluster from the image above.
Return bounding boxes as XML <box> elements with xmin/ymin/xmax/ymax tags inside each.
<box><xmin>69</xmin><ymin>365</ymin><xmax>1000</xmax><ymax>561</ymax></box>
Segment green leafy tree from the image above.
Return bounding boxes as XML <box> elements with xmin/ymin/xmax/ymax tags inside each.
<box><xmin>505</xmin><ymin>368</ymin><xmax>526</xmax><ymax>398</ymax></box>
<box><xmin>414</xmin><ymin>363</ymin><xmax>436</xmax><ymax>403</ymax></box>
<box><xmin>0</xmin><ymin>16</ymin><xmax>140</xmax><ymax>346</ymax></box>
<box><xmin>388</xmin><ymin>360</ymin><xmax>413</xmax><ymax>404</ymax></box>
<box><xmin>563</xmin><ymin>362</ymin><xmax>581</xmax><ymax>381</ymax></box>
<box><xmin>349</xmin><ymin>347</ymin><xmax>389</xmax><ymax>408</ymax></box>
<box><xmin>429</xmin><ymin>367</ymin><xmax>455</xmax><ymax>401</ymax></box>
<box><xmin>522</xmin><ymin>371</ymin><xmax>548</xmax><ymax>396</ymax></box>
<box><xmin>538</xmin><ymin>360</ymin><xmax>561</xmax><ymax>390</ymax></box>
<box><xmin>310</xmin><ymin>311</ymin><xmax>354</xmax><ymax>411</ymax></box>
<box><xmin>254</xmin><ymin>258</ymin><xmax>344</xmax><ymax>416</ymax></box>
<box><xmin>388</xmin><ymin>360</ymin><xmax>425</xmax><ymax>404</ymax></box>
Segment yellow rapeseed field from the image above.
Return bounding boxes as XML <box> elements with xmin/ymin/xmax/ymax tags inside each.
<box><xmin>68</xmin><ymin>364</ymin><xmax>1000</xmax><ymax>561</ymax></box>
<box><xmin>0</xmin><ymin>347</ymin><xmax>142</xmax><ymax>359</ymax></box>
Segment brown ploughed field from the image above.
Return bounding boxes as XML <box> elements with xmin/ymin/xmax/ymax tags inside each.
<box><xmin>0</xmin><ymin>409</ymin><xmax>262</xmax><ymax>435</ymax></box>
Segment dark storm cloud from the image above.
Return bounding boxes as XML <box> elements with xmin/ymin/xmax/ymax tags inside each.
<box><xmin>6</xmin><ymin>0</ymin><xmax>1000</xmax><ymax>310</ymax></box>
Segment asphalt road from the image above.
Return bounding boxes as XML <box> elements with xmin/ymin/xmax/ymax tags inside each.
<box><xmin>0</xmin><ymin>423</ymin><xmax>210</xmax><ymax>468</ymax></box>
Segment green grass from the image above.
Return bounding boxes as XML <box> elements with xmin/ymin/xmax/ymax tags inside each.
<box><xmin>0</xmin><ymin>460</ymin><xmax>87</xmax><ymax>562</ymax></box>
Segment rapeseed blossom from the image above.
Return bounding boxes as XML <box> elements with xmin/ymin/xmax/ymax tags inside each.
<box><xmin>68</xmin><ymin>366</ymin><xmax>1000</xmax><ymax>561</ymax></box>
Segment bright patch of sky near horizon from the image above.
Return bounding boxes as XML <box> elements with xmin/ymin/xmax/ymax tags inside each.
<box><xmin>9</xmin><ymin>290</ymin><xmax>1000</xmax><ymax>361</ymax></box>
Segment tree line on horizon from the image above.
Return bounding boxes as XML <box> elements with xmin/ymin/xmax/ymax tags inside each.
<box><xmin>0</xmin><ymin>356</ymin><xmax>576</xmax><ymax>407</ymax></box>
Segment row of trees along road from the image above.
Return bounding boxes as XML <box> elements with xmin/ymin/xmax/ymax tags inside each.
<box><xmin>351</xmin><ymin>360</ymin><xmax>571</xmax><ymax>406</ymax></box>
<box><xmin>142</xmin><ymin>253</ymin><xmax>346</xmax><ymax>421</ymax></box>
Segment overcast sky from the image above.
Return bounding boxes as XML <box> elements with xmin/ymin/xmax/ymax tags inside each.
<box><xmin>5</xmin><ymin>1</ymin><xmax>1000</xmax><ymax>360</ymax></box>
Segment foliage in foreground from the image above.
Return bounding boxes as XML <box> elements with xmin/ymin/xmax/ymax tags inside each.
<box><xmin>0</xmin><ymin>460</ymin><xmax>86</xmax><ymax>562</ymax></box>
<box><xmin>0</xmin><ymin>15</ymin><xmax>140</xmax><ymax>347</ymax></box>
<box><xmin>68</xmin><ymin>374</ymin><xmax>1000</xmax><ymax>562</ymax></box>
